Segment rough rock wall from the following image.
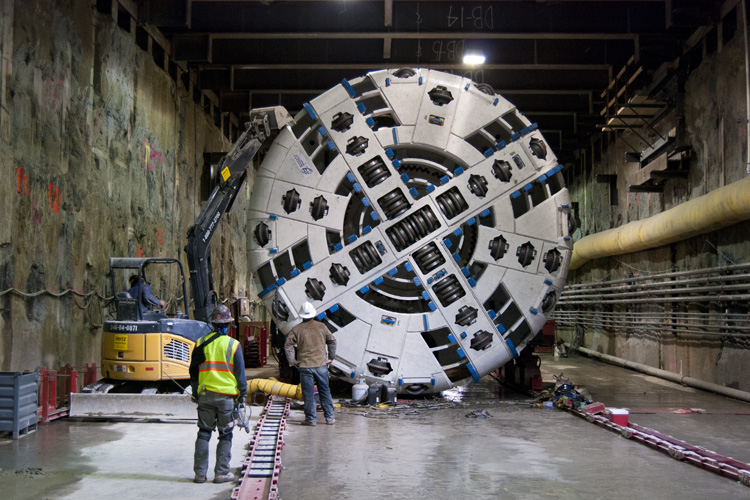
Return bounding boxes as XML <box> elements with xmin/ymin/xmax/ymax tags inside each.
<box><xmin>0</xmin><ymin>1</ymin><xmax>250</xmax><ymax>371</ymax></box>
<box><xmin>558</xmin><ymin>19</ymin><xmax>750</xmax><ymax>391</ymax></box>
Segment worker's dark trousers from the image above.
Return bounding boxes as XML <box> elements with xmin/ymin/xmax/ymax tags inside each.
<box><xmin>194</xmin><ymin>391</ymin><xmax>234</xmax><ymax>477</ymax></box>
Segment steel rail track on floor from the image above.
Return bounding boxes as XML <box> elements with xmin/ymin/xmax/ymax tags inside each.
<box><xmin>565</xmin><ymin>406</ymin><xmax>750</xmax><ymax>486</ymax></box>
<box><xmin>232</xmin><ymin>396</ymin><xmax>290</xmax><ymax>500</ymax></box>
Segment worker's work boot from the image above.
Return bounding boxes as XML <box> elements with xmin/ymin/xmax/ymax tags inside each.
<box><xmin>326</xmin><ymin>419</ymin><xmax>335</xmax><ymax>425</ymax></box>
<box><xmin>193</xmin><ymin>474</ymin><xmax>207</xmax><ymax>484</ymax></box>
<box><xmin>301</xmin><ymin>420</ymin><xmax>316</xmax><ymax>426</ymax></box>
<box><xmin>213</xmin><ymin>473</ymin><xmax>235</xmax><ymax>484</ymax></box>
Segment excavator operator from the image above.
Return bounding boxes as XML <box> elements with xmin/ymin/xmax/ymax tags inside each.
<box><xmin>189</xmin><ymin>304</ymin><xmax>248</xmax><ymax>484</ymax></box>
<box><xmin>127</xmin><ymin>274</ymin><xmax>166</xmax><ymax>314</ymax></box>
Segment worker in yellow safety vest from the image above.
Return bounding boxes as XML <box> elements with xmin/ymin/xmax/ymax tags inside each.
<box><xmin>189</xmin><ymin>304</ymin><xmax>247</xmax><ymax>484</ymax></box>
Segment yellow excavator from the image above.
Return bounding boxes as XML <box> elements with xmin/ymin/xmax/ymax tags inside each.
<box><xmin>70</xmin><ymin>107</ymin><xmax>292</xmax><ymax>419</ymax></box>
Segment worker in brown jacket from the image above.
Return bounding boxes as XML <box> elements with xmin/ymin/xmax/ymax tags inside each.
<box><xmin>284</xmin><ymin>301</ymin><xmax>336</xmax><ymax>426</ymax></box>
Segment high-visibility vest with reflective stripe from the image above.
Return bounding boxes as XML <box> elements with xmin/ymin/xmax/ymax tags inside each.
<box><xmin>196</xmin><ymin>332</ymin><xmax>240</xmax><ymax>396</ymax></box>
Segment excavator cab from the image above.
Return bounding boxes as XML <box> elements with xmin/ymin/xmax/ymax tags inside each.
<box><xmin>88</xmin><ymin>257</ymin><xmax>212</xmax><ymax>393</ymax></box>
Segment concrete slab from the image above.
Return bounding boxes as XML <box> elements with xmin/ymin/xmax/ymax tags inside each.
<box><xmin>2</xmin><ymin>355</ymin><xmax>750</xmax><ymax>500</ymax></box>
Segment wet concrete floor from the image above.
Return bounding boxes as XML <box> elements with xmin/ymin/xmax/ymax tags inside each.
<box><xmin>1</xmin><ymin>353</ymin><xmax>749</xmax><ymax>499</ymax></box>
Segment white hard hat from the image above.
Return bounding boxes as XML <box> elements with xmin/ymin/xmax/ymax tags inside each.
<box><xmin>299</xmin><ymin>301</ymin><xmax>317</xmax><ymax>319</ymax></box>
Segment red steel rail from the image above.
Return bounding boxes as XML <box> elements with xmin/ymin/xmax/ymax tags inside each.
<box><xmin>232</xmin><ymin>396</ymin><xmax>289</xmax><ymax>500</ymax></box>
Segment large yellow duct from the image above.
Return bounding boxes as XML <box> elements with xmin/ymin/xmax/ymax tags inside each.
<box><xmin>570</xmin><ymin>176</ymin><xmax>750</xmax><ymax>270</ymax></box>
<box><xmin>247</xmin><ymin>378</ymin><xmax>303</xmax><ymax>401</ymax></box>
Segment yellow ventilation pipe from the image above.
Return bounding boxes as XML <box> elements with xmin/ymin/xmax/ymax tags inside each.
<box><xmin>570</xmin><ymin>176</ymin><xmax>750</xmax><ymax>270</ymax></box>
<box><xmin>247</xmin><ymin>378</ymin><xmax>303</xmax><ymax>401</ymax></box>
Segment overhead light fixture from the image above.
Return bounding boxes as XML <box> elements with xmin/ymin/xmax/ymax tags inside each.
<box><xmin>463</xmin><ymin>50</ymin><xmax>486</xmax><ymax>65</ymax></box>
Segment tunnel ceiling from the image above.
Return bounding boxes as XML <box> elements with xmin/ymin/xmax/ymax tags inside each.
<box><xmin>116</xmin><ymin>0</ymin><xmax>726</xmax><ymax>163</ymax></box>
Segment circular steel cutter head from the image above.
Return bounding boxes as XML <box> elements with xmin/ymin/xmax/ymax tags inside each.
<box><xmin>249</xmin><ymin>69</ymin><xmax>572</xmax><ymax>395</ymax></box>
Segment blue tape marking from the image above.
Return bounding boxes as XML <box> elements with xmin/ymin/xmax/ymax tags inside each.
<box><xmin>460</xmin><ymin>332</ymin><xmax>467</xmax><ymax>339</ymax></box>
<box><xmin>269</xmin><ymin>248</ymin><xmax>278</xmax><ymax>254</ymax></box>
<box><xmin>389</xmin><ymin>267</ymin><xmax>399</xmax><ymax>276</ymax></box>
<box><xmin>467</xmin><ymin>364</ymin><xmax>480</xmax><ymax>382</ymax></box>
<box><xmin>316</xmin><ymin>312</ymin><xmax>327</xmax><ymax>321</ymax></box>
<box><xmin>303</xmin><ymin>103</ymin><xmax>317</xmax><ymax>120</ymax></box>
<box><xmin>386</xmin><ymin>148</ymin><xmax>395</xmax><ymax>159</ymax></box>
<box><xmin>464</xmin><ymin>83</ymin><xmax>470</xmax><ymax>91</ymax></box>
<box><xmin>461</xmin><ymin>267</ymin><xmax>470</xmax><ymax>276</ymax></box>
<box><xmin>496</xmin><ymin>140</ymin><xmax>507</xmax><ymax>150</ymax></box>
<box><xmin>452</xmin><ymin>253</ymin><xmax>461</xmax><ymax>262</ymax></box>
<box><xmin>404</xmin><ymin>262</ymin><xmax>413</xmax><ymax>272</ymax></box>
<box><xmin>521</xmin><ymin>123</ymin><xmax>538</xmax><ymax>135</ymax></box>
<box><xmin>467</xmin><ymin>217</ymin><xmax>476</xmax><ymax>226</ymax></box>
<box><xmin>393</xmin><ymin>128</ymin><xmax>399</xmax><ymax>144</ymax></box>
<box><xmin>506</xmin><ymin>339</ymin><xmax>519</xmax><ymax>358</ymax></box>
<box><xmin>488</xmin><ymin>309</ymin><xmax>497</xmax><ymax>319</ymax></box>
<box><xmin>362</xmin><ymin>225</ymin><xmax>372</xmax><ymax>234</ymax></box>
<box><xmin>530</xmin><ymin>307</ymin><xmax>538</xmax><ymax>315</ymax></box>
<box><xmin>351</xmin><ymin>371</ymin><xmax>357</xmax><ymax>378</ymax></box>
<box><xmin>348</xmin><ymin>234</ymin><xmax>358</xmax><ymax>243</ymax></box>
<box><xmin>421</xmin><ymin>291</ymin><xmax>430</xmax><ymax>301</ymax></box>
<box><xmin>423</xmin><ymin>314</ymin><xmax>429</xmax><ymax>330</ymax></box>
<box><xmin>353</xmin><ymin>183</ymin><xmax>362</xmax><ymax>193</ymax></box>
<box><xmin>333</xmin><ymin>242</ymin><xmax>343</xmax><ymax>252</ymax></box>
<box><xmin>362</xmin><ymin>197</ymin><xmax>370</xmax><ymax>207</ymax></box>
<box><xmin>303</xmin><ymin>261</ymin><xmax>313</xmax><ymax>270</ymax></box>
<box><xmin>454</xmin><ymin>228</ymin><xmax>463</xmax><ymax>237</ymax></box>
<box><xmin>493</xmin><ymin>98</ymin><xmax>499</xmax><ymax>106</ymax></box>
<box><xmin>376</xmin><ymin>242</ymin><xmax>386</xmax><ymax>254</ymax></box>
<box><xmin>544</xmin><ymin>279</ymin><xmax>553</xmax><ymax>285</ymax></box>
<box><xmin>513</xmin><ymin>155</ymin><xmax>524</xmax><ymax>168</ymax></box>
<box><xmin>366</xmin><ymin>117</ymin><xmax>375</xmax><ymax>128</ymax></box>
<box><xmin>347</xmin><ymin>172</ymin><xmax>355</xmax><ymax>182</ymax></box>
<box><xmin>398</xmin><ymin>377</ymin><xmax>403</xmax><ymax>386</ymax></box>
<box><xmin>258</xmin><ymin>283</ymin><xmax>277</xmax><ymax>299</ymax></box>
<box><xmin>454</xmin><ymin>166</ymin><xmax>464</xmax><ymax>175</ymax></box>
<box><xmin>386</xmin><ymin>77</ymin><xmax>391</xmax><ymax>87</ymax></box>
<box><xmin>497</xmin><ymin>323</ymin><xmax>506</xmax><ymax>334</ymax></box>
<box><xmin>329</xmin><ymin>304</ymin><xmax>339</xmax><ymax>313</ymax></box>
<box><xmin>318</xmin><ymin>126</ymin><xmax>328</xmax><ymax>136</ymax></box>
<box><xmin>357</xmin><ymin>102</ymin><xmax>366</xmax><ymax>113</ymax></box>
<box><xmin>359</xmin><ymin>285</ymin><xmax>370</xmax><ymax>294</ymax></box>
<box><xmin>382</xmin><ymin>317</ymin><xmax>395</xmax><ymax>325</ymax></box>
<box><xmin>440</xmin><ymin>175</ymin><xmax>450</xmax><ymax>185</ymax></box>
<box><xmin>484</xmin><ymin>148</ymin><xmax>494</xmax><ymax>158</ymax></box>
<box><xmin>374</xmin><ymin>276</ymin><xmax>384</xmax><ymax>285</ymax></box>
<box><xmin>511</xmin><ymin>191</ymin><xmax>522</xmax><ymax>199</ymax></box>
<box><xmin>428</xmin><ymin>302</ymin><xmax>437</xmax><ymax>311</ymax></box>
<box><xmin>291</xmin><ymin>268</ymin><xmax>301</xmax><ymax>277</ymax></box>
<box><xmin>427</xmin><ymin>277</ymin><xmax>434</xmax><ymax>284</ymax></box>
<box><xmin>409</xmin><ymin>187</ymin><xmax>418</xmax><ymax>197</ymax></box>
<box><xmin>448</xmin><ymin>334</ymin><xmax>456</xmax><ymax>344</ymax></box>
<box><xmin>426</xmin><ymin>184</ymin><xmax>436</xmax><ymax>193</ymax></box>
<box><xmin>564</xmin><ymin>236</ymin><xmax>571</xmax><ymax>241</ymax></box>
<box><xmin>511</xmin><ymin>132</ymin><xmax>520</xmax><ymax>142</ymax></box>
<box><xmin>480</xmin><ymin>208</ymin><xmax>491</xmax><ymax>218</ymax></box>
<box><xmin>413</xmin><ymin>277</ymin><xmax>422</xmax><ymax>286</ymax></box>
<box><xmin>550</xmin><ymin>164</ymin><xmax>563</xmax><ymax>175</ymax></box>
<box><xmin>524</xmin><ymin>183</ymin><xmax>534</xmax><ymax>192</ymax></box>
<box><xmin>392</xmin><ymin>159</ymin><xmax>402</xmax><ymax>169</ymax></box>
<box><xmin>401</xmin><ymin>173</ymin><xmax>410</xmax><ymax>182</ymax></box>
<box><xmin>341</xmin><ymin>79</ymin><xmax>356</xmax><ymax>97</ymax></box>
<box><xmin>468</xmin><ymin>277</ymin><xmax>476</xmax><ymax>287</ymax></box>
<box><xmin>434</xmin><ymin>270</ymin><xmax>446</xmax><ymax>279</ymax></box>
<box><xmin>561</xmin><ymin>204</ymin><xmax>570</xmax><ymax>209</ymax></box>
<box><xmin>269</xmin><ymin>214</ymin><xmax>277</xmax><ymax>220</ymax></box>
<box><xmin>371</xmin><ymin>211</ymin><xmax>380</xmax><ymax>220</ymax></box>
<box><xmin>431</xmin><ymin>377</ymin><xmax>436</xmax><ymax>386</ymax></box>
<box><xmin>443</xmin><ymin>238</ymin><xmax>453</xmax><ymax>248</ymax></box>
<box><xmin>538</xmin><ymin>174</ymin><xmax>548</xmax><ymax>182</ymax></box>
<box><xmin>457</xmin><ymin>348</ymin><xmax>465</xmax><ymax>359</ymax></box>
<box><xmin>327</xmin><ymin>140</ymin><xmax>336</xmax><ymax>151</ymax></box>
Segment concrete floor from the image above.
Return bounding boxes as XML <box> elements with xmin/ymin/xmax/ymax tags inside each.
<box><xmin>2</xmin><ymin>354</ymin><xmax>750</xmax><ymax>499</ymax></box>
